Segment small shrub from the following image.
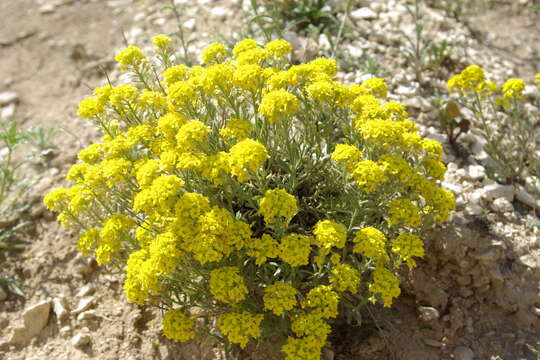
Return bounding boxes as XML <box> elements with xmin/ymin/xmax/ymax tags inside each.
<box><xmin>446</xmin><ymin>65</ymin><xmax>540</xmax><ymax>184</ymax></box>
<box><xmin>45</xmin><ymin>36</ymin><xmax>455</xmax><ymax>359</ymax></box>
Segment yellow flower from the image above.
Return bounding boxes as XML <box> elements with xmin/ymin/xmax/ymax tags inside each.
<box><xmin>313</xmin><ymin>220</ymin><xmax>347</xmax><ymax>250</ymax></box>
<box><xmin>115</xmin><ymin>45</ymin><xmax>145</xmax><ymax>70</ymax></box>
<box><xmin>263</xmin><ymin>281</ymin><xmax>297</xmax><ymax>315</ymax></box>
<box><xmin>176</xmin><ymin>120</ymin><xmax>210</xmax><ymax>151</ymax></box>
<box><xmin>258</xmin><ymin>89</ymin><xmax>300</xmax><ymax>122</ymax></box>
<box><xmin>163</xmin><ymin>65</ymin><xmax>189</xmax><ymax>86</ymax></box>
<box><xmin>247</xmin><ymin>234</ymin><xmax>279</xmax><ymax>265</ymax></box>
<box><xmin>279</xmin><ymin>233</ymin><xmax>312</xmax><ymax>267</ymax></box>
<box><xmin>219</xmin><ymin>118</ymin><xmax>252</xmax><ymax>140</ymax></box>
<box><xmin>387</xmin><ymin>198</ymin><xmax>422</xmax><ymax>229</ymax></box>
<box><xmin>209</xmin><ymin>266</ymin><xmax>248</xmax><ymax>304</ymax></box>
<box><xmin>259</xmin><ymin>189</ymin><xmax>298</xmax><ymax>225</ymax></box>
<box><xmin>330</xmin><ymin>263</ymin><xmax>360</xmax><ymax>293</ymax></box>
<box><xmin>302</xmin><ymin>285</ymin><xmax>339</xmax><ymax>319</ymax></box>
<box><xmin>265</xmin><ymin>39</ymin><xmax>293</xmax><ymax>57</ymax></box>
<box><xmin>501</xmin><ymin>78</ymin><xmax>525</xmax><ymax>99</ymax></box>
<box><xmin>369</xmin><ymin>265</ymin><xmax>401</xmax><ymax>307</ymax></box>
<box><xmin>232</xmin><ymin>38</ymin><xmax>259</xmax><ymax>57</ymax></box>
<box><xmin>351</xmin><ymin>160</ymin><xmax>388</xmax><ymax>193</ymax></box>
<box><xmin>290</xmin><ymin>312</ymin><xmax>330</xmax><ymax>340</ymax></box>
<box><xmin>282</xmin><ymin>336</ymin><xmax>324</xmax><ymax>360</ymax></box>
<box><xmin>201</xmin><ymin>42</ymin><xmax>227</xmax><ymax>64</ymax></box>
<box><xmin>162</xmin><ymin>309</ymin><xmax>196</xmax><ymax>342</ymax></box>
<box><xmin>167</xmin><ymin>80</ymin><xmax>199</xmax><ymax>111</ymax></box>
<box><xmin>152</xmin><ymin>34</ymin><xmax>171</xmax><ymax>49</ymax></box>
<box><xmin>331</xmin><ymin>144</ymin><xmax>362</xmax><ymax>173</ymax></box>
<box><xmin>233</xmin><ymin>64</ymin><xmax>263</xmax><ymax>91</ymax></box>
<box><xmin>391</xmin><ymin>232</ymin><xmax>424</xmax><ymax>267</ymax></box>
<box><xmin>353</xmin><ymin>227</ymin><xmax>389</xmax><ymax>262</ymax></box>
<box><xmin>361</xmin><ymin>78</ymin><xmax>388</xmax><ymax>99</ymax></box>
<box><xmin>228</xmin><ymin>138</ymin><xmax>268</xmax><ymax>182</ymax></box>
<box><xmin>218</xmin><ymin>312</ymin><xmax>263</xmax><ymax>348</ymax></box>
<box><xmin>77</xmin><ymin>97</ymin><xmax>104</xmax><ymax>118</ymax></box>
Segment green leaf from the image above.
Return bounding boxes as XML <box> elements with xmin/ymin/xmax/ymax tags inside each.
<box><xmin>446</xmin><ymin>100</ymin><xmax>461</xmax><ymax>120</ymax></box>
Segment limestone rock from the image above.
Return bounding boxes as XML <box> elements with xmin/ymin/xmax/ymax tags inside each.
<box><xmin>22</xmin><ymin>300</ymin><xmax>51</xmax><ymax>337</ymax></box>
<box><xmin>453</xmin><ymin>345</ymin><xmax>474</xmax><ymax>360</ymax></box>
<box><xmin>0</xmin><ymin>92</ymin><xmax>18</xmax><ymax>106</ymax></box>
<box><xmin>71</xmin><ymin>332</ymin><xmax>91</xmax><ymax>348</ymax></box>
<box><xmin>482</xmin><ymin>184</ymin><xmax>514</xmax><ymax>202</ymax></box>
<box><xmin>351</xmin><ymin>7</ymin><xmax>378</xmax><ymax>20</ymax></box>
<box><xmin>52</xmin><ymin>296</ymin><xmax>69</xmax><ymax>322</ymax></box>
<box><xmin>72</xmin><ymin>297</ymin><xmax>94</xmax><ymax>315</ymax></box>
<box><xmin>9</xmin><ymin>300</ymin><xmax>51</xmax><ymax>344</ymax></box>
<box><xmin>418</xmin><ymin>306</ymin><xmax>440</xmax><ymax>321</ymax></box>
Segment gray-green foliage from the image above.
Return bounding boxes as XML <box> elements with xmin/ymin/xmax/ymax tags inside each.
<box><xmin>0</xmin><ymin>121</ymin><xmax>56</xmax><ymax>295</ymax></box>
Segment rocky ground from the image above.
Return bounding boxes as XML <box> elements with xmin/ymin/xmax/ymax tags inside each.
<box><xmin>0</xmin><ymin>0</ymin><xmax>539</xmax><ymax>359</ymax></box>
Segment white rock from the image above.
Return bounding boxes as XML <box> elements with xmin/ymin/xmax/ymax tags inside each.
<box><xmin>525</xmin><ymin>176</ymin><xmax>540</xmax><ymax>194</ymax></box>
<box><xmin>370</xmin><ymin>2</ymin><xmax>385</xmax><ymax>13</ymax></box>
<box><xmin>210</xmin><ymin>6</ymin><xmax>230</xmax><ymax>19</ymax></box>
<box><xmin>318</xmin><ymin>34</ymin><xmax>331</xmax><ymax>51</ymax></box>
<box><xmin>183</xmin><ymin>18</ymin><xmax>196</xmax><ymax>30</ymax></box>
<box><xmin>52</xmin><ymin>297</ymin><xmax>68</xmax><ymax>322</ymax></box>
<box><xmin>71</xmin><ymin>333</ymin><xmax>91</xmax><ymax>348</ymax></box>
<box><xmin>466</xmin><ymin>165</ymin><xmax>485</xmax><ymax>181</ymax></box>
<box><xmin>1</xmin><ymin>104</ymin><xmax>15</xmax><ymax>120</ymax></box>
<box><xmin>351</xmin><ymin>7</ymin><xmax>377</xmax><ymax>20</ymax></box>
<box><xmin>23</xmin><ymin>300</ymin><xmax>51</xmax><ymax>336</ymax></box>
<box><xmin>468</xmin><ymin>190</ymin><xmax>484</xmax><ymax>206</ymax></box>
<box><xmin>76</xmin><ymin>285</ymin><xmax>94</xmax><ymax>298</ymax></box>
<box><xmin>72</xmin><ymin>297</ymin><xmax>94</xmax><ymax>315</ymax></box>
<box><xmin>515</xmin><ymin>185</ymin><xmax>540</xmax><ymax>208</ymax></box>
<box><xmin>153</xmin><ymin>17</ymin><xmax>166</xmax><ymax>26</ymax></box>
<box><xmin>532</xmin><ymin>307</ymin><xmax>540</xmax><ymax>317</ymax></box>
<box><xmin>38</xmin><ymin>3</ymin><xmax>56</xmax><ymax>13</ymax></box>
<box><xmin>77</xmin><ymin>310</ymin><xmax>98</xmax><ymax>321</ymax></box>
<box><xmin>454</xmin><ymin>346</ymin><xmax>474</xmax><ymax>360</ymax></box>
<box><xmin>395</xmin><ymin>83</ymin><xmax>418</xmax><ymax>96</ymax></box>
<box><xmin>490</xmin><ymin>197</ymin><xmax>514</xmax><ymax>213</ymax></box>
<box><xmin>59</xmin><ymin>325</ymin><xmax>71</xmax><ymax>337</ymax></box>
<box><xmin>0</xmin><ymin>92</ymin><xmax>19</xmax><ymax>106</ymax></box>
<box><xmin>0</xmin><ymin>286</ymin><xmax>7</xmax><ymax>301</ymax></box>
<box><xmin>465</xmin><ymin>204</ymin><xmax>483</xmax><ymax>216</ymax></box>
<box><xmin>9</xmin><ymin>300</ymin><xmax>52</xmax><ymax>344</ymax></box>
<box><xmin>482</xmin><ymin>184</ymin><xmax>514</xmax><ymax>202</ymax></box>
<box><xmin>418</xmin><ymin>306</ymin><xmax>440</xmax><ymax>321</ymax></box>
<box><xmin>346</xmin><ymin>44</ymin><xmax>363</xmax><ymax>58</ymax></box>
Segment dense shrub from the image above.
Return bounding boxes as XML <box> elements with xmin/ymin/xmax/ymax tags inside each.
<box><xmin>44</xmin><ymin>36</ymin><xmax>455</xmax><ymax>359</ymax></box>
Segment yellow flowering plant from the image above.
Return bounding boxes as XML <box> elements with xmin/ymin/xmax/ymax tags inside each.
<box><xmin>447</xmin><ymin>66</ymin><xmax>540</xmax><ymax>183</ymax></box>
<box><xmin>45</xmin><ymin>36</ymin><xmax>455</xmax><ymax>359</ymax></box>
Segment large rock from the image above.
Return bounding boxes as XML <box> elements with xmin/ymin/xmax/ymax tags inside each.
<box><xmin>9</xmin><ymin>300</ymin><xmax>51</xmax><ymax>344</ymax></box>
<box><xmin>482</xmin><ymin>184</ymin><xmax>514</xmax><ymax>202</ymax></box>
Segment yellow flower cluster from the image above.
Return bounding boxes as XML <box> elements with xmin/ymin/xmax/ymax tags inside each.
<box><xmin>162</xmin><ymin>309</ymin><xmax>196</xmax><ymax>342</ymax></box>
<box><xmin>209</xmin><ymin>266</ymin><xmax>248</xmax><ymax>304</ymax></box>
<box><xmin>391</xmin><ymin>232</ymin><xmax>425</xmax><ymax>267</ymax></box>
<box><xmin>218</xmin><ymin>311</ymin><xmax>263</xmax><ymax>348</ymax></box>
<box><xmin>330</xmin><ymin>263</ymin><xmax>360</xmax><ymax>293</ymax></box>
<box><xmin>279</xmin><ymin>233</ymin><xmax>312</xmax><ymax>267</ymax></box>
<box><xmin>313</xmin><ymin>220</ymin><xmax>347</xmax><ymax>250</ymax></box>
<box><xmin>263</xmin><ymin>281</ymin><xmax>297</xmax><ymax>315</ymax></box>
<box><xmin>259</xmin><ymin>189</ymin><xmax>298</xmax><ymax>224</ymax></box>
<box><xmin>46</xmin><ymin>37</ymin><xmax>457</xmax><ymax>358</ymax></box>
<box><xmin>447</xmin><ymin>65</ymin><xmax>496</xmax><ymax>95</ymax></box>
